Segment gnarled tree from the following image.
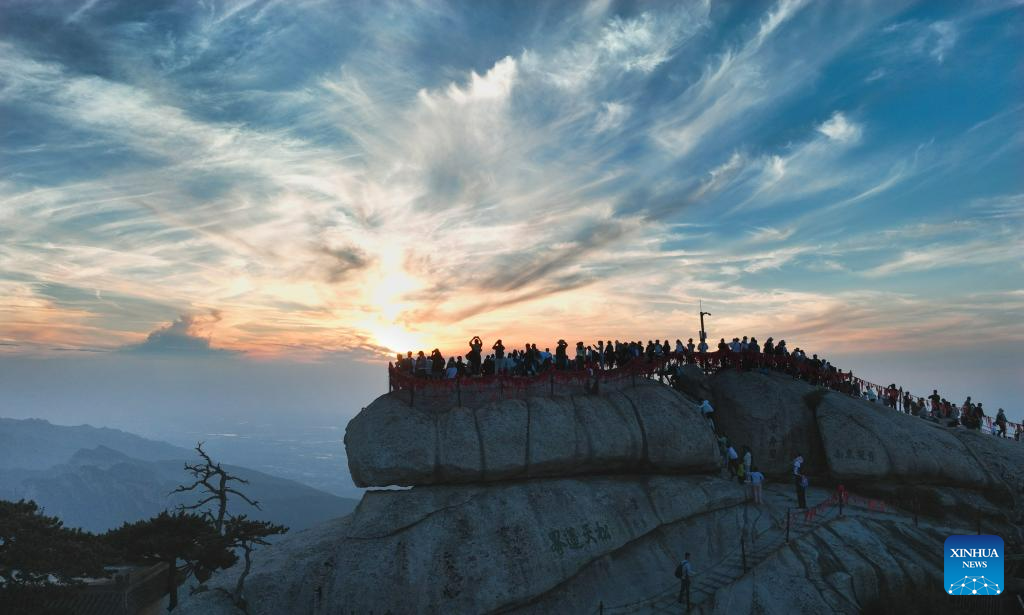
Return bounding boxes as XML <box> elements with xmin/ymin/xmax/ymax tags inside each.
<box><xmin>224</xmin><ymin>515</ymin><xmax>288</xmax><ymax>611</ymax></box>
<box><xmin>171</xmin><ymin>442</ymin><xmax>259</xmax><ymax>533</ymax></box>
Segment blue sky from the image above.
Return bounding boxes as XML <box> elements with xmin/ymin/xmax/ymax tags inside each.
<box><xmin>0</xmin><ymin>0</ymin><xmax>1022</xmax><ymax>419</ymax></box>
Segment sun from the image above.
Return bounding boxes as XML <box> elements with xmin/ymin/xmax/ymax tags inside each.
<box><xmin>369</xmin><ymin>322</ymin><xmax>428</xmax><ymax>356</ymax></box>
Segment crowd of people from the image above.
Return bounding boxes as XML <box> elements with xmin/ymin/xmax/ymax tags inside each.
<box><xmin>390</xmin><ymin>334</ymin><xmax>1020</xmax><ymax>441</ymax></box>
<box><xmin>393</xmin><ymin>337</ymin><xmax>709</xmax><ymax>380</ymax></box>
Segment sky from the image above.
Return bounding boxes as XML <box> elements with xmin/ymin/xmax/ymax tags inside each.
<box><xmin>1</xmin><ymin>0</ymin><xmax>1022</xmax><ymax>423</ymax></box>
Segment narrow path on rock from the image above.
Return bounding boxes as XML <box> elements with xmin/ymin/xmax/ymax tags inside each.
<box><xmin>596</xmin><ymin>483</ymin><xmax>925</xmax><ymax>615</ymax></box>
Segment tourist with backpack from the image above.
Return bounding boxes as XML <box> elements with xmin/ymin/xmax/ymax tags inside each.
<box><xmin>676</xmin><ymin>552</ymin><xmax>694</xmax><ymax>609</ymax></box>
<box><xmin>995</xmin><ymin>409</ymin><xmax>1008</xmax><ymax>437</ymax></box>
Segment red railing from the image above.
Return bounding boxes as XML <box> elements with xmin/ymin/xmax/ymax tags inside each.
<box><xmin>387</xmin><ymin>350</ymin><xmax>1023</xmax><ymax>439</ymax></box>
<box><xmin>388</xmin><ymin>352</ymin><xmax>674</xmax><ymax>409</ymax></box>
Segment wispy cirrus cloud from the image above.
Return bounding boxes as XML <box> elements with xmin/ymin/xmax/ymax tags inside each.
<box><xmin>0</xmin><ymin>0</ymin><xmax>1021</xmax><ymax>372</ymax></box>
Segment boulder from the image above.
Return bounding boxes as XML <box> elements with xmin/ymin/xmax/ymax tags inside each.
<box><xmin>709</xmin><ymin>369</ymin><xmax>827</xmax><ymax>477</ymax></box>
<box><xmin>345</xmin><ymin>381</ymin><xmax>720</xmax><ymax>487</ymax></box>
<box><xmin>673</xmin><ymin>363</ymin><xmax>713</xmax><ymax>403</ymax></box>
<box><xmin>701</xmin><ymin>517</ymin><xmax>946</xmax><ymax>615</ymax></box>
<box><xmin>818</xmin><ymin>392</ymin><xmax>1024</xmax><ymax>503</ymax></box>
<box><xmin>177</xmin><ymin>478</ymin><xmax>963</xmax><ymax>615</ymax></box>
<box><xmin>179</xmin><ymin>376</ymin><xmax>1024</xmax><ymax>615</ymax></box>
<box><xmin>180</xmin><ymin>475</ymin><xmax>748</xmax><ymax>615</ymax></box>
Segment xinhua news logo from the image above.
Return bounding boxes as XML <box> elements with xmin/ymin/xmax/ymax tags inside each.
<box><xmin>944</xmin><ymin>535</ymin><xmax>1003</xmax><ymax>596</ymax></box>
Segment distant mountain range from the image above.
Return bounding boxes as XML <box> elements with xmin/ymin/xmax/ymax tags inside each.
<box><xmin>0</xmin><ymin>417</ymin><xmax>358</xmax><ymax>533</ymax></box>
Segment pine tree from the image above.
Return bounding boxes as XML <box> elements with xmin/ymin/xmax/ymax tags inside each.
<box><xmin>0</xmin><ymin>499</ymin><xmax>110</xmax><ymax>615</ymax></box>
<box><xmin>104</xmin><ymin>511</ymin><xmax>236</xmax><ymax>611</ymax></box>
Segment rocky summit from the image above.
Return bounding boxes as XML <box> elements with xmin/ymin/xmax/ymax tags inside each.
<box><xmin>180</xmin><ymin>370</ymin><xmax>1023</xmax><ymax>614</ymax></box>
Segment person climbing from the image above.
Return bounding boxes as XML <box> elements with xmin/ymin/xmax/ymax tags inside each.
<box><xmin>675</xmin><ymin>552</ymin><xmax>694</xmax><ymax>609</ymax></box>
<box><xmin>742</xmin><ymin>446</ymin><xmax>752</xmax><ymax>478</ymax></box>
<box><xmin>793</xmin><ymin>453</ymin><xmax>807</xmax><ymax>509</ymax></box>
<box><xmin>995</xmin><ymin>408</ymin><xmax>1008</xmax><ymax>437</ymax></box>
<box><xmin>727</xmin><ymin>444</ymin><xmax>739</xmax><ymax>477</ymax></box>
<box><xmin>700</xmin><ymin>399</ymin><xmax>716</xmax><ymax>433</ymax></box>
<box><xmin>749</xmin><ymin>466</ymin><xmax>765</xmax><ymax>505</ymax></box>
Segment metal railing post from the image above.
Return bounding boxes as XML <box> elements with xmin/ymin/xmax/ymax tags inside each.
<box><xmin>741</xmin><ymin>535</ymin><xmax>747</xmax><ymax>572</ymax></box>
<box><xmin>786</xmin><ymin>509</ymin><xmax>791</xmax><ymax>543</ymax></box>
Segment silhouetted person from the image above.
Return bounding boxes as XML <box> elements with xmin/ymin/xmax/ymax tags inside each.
<box><xmin>676</xmin><ymin>552</ymin><xmax>694</xmax><ymax>608</ymax></box>
<box><xmin>467</xmin><ymin>336</ymin><xmax>483</xmax><ymax>375</ymax></box>
<box><xmin>430</xmin><ymin>349</ymin><xmax>445</xmax><ymax>378</ymax></box>
<box><xmin>555</xmin><ymin>339</ymin><xmax>568</xmax><ymax>370</ymax></box>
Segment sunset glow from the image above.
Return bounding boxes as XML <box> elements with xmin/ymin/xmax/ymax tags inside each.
<box><xmin>0</xmin><ymin>1</ymin><xmax>1021</xmax><ymax>413</ymax></box>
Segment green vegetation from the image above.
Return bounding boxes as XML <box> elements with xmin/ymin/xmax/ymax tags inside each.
<box><xmin>0</xmin><ymin>500</ymin><xmax>113</xmax><ymax>615</ymax></box>
<box><xmin>0</xmin><ymin>442</ymin><xmax>288</xmax><ymax>613</ymax></box>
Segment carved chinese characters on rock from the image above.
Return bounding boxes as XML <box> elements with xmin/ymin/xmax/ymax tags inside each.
<box><xmin>548</xmin><ymin>522</ymin><xmax>612</xmax><ymax>556</ymax></box>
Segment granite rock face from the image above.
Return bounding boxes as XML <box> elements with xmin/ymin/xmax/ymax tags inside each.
<box><xmin>177</xmin><ymin>478</ymin><xmax>962</xmax><ymax>615</ymax></box>
<box><xmin>181</xmin><ymin>475</ymin><xmax>748</xmax><ymax>614</ymax></box>
<box><xmin>345</xmin><ymin>381</ymin><xmax>720</xmax><ymax>487</ymax></box>
<box><xmin>671</xmin><ymin>363</ymin><xmax>713</xmax><ymax>403</ymax></box>
<box><xmin>816</xmin><ymin>390</ymin><xmax>1024</xmax><ymax>511</ymax></box>
<box><xmin>179</xmin><ymin>375</ymin><xmax>1022</xmax><ymax>615</ymax></box>
<box><xmin>709</xmin><ymin>370</ymin><xmax>827</xmax><ymax>477</ymax></box>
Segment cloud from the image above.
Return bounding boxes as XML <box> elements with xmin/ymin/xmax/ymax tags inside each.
<box><xmin>968</xmin><ymin>192</ymin><xmax>1024</xmax><ymax>220</ymax></box>
<box><xmin>593</xmin><ymin>101</ymin><xmax>631</xmax><ymax>133</ymax></box>
<box><xmin>0</xmin><ymin>0</ymin><xmax>1020</xmax><ymax>370</ymax></box>
<box><xmin>419</xmin><ymin>56</ymin><xmax>517</xmax><ymax>107</ymax></box>
<box><xmin>927</xmin><ymin>21</ymin><xmax>957</xmax><ymax>63</ymax></box>
<box><xmin>817</xmin><ymin>112</ymin><xmax>862</xmax><ymax>144</ymax></box>
<box><xmin>121</xmin><ymin>313</ymin><xmax>238</xmax><ymax>356</ymax></box>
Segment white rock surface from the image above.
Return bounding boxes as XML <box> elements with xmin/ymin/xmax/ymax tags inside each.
<box><xmin>179</xmin><ymin>377</ymin><xmax>1022</xmax><ymax>615</ymax></box>
<box><xmin>345</xmin><ymin>381</ymin><xmax>720</xmax><ymax>487</ymax></box>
